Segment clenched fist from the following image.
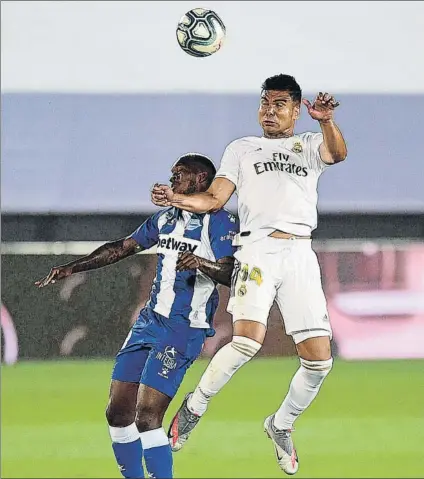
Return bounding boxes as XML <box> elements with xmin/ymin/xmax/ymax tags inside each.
<box><xmin>151</xmin><ymin>183</ymin><xmax>174</xmax><ymax>207</ymax></box>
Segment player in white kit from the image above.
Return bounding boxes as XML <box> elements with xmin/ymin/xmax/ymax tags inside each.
<box><xmin>151</xmin><ymin>74</ymin><xmax>347</xmax><ymax>475</ymax></box>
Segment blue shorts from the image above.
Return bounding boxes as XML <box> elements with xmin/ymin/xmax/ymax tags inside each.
<box><xmin>111</xmin><ymin>308</ymin><xmax>206</xmax><ymax>398</ymax></box>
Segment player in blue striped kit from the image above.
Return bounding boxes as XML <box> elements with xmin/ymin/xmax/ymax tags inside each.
<box><xmin>35</xmin><ymin>153</ymin><xmax>239</xmax><ymax>478</ymax></box>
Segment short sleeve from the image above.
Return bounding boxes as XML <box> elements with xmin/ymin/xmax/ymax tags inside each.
<box><xmin>215</xmin><ymin>145</ymin><xmax>240</xmax><ymax>187</ymax></box>
<box><xmin>130</xmin><ymin>211</ymin><xmax>161</xmax><ymax>249</ymax></box>
<box><xmin>208</xmin><ymin>210</ymin><xmax>240</xmax><ymax>260</ymax></box>
<box><xmin>304</xmin><ymin>132</ymin><xmax>328</xmax><ymax>173</ymax></box>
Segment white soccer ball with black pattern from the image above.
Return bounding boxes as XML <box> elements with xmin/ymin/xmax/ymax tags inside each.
<box><xmin>176</xmin><ymin>8</ymin><xmax>226</xmax><ymax>57</ymax></box>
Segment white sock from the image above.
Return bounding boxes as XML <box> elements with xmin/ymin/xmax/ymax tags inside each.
<box><xmin>139</xmin><ymin>427</ymin><xmax>168</xmax><ymax>449</ymax></box>
<box><xmin>109</xmin><ymin>422</ymin><xmax>140</xmax><ymax>443</ymax></box>
<box><xmin>274</xmin><ymin>358</ymin><xmax>333</xmax><ymax>431</ymax></box>
<box><xmin>187</xmin><ymin>335</ymin><xmax>261</xmax><ymax>416</ymax></box>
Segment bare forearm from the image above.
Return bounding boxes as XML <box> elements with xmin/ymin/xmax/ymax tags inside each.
<box><xmin>170</xmin><ymin>191</ymin><xmax>220</xmax><ymax>214</ymax></box>
<box><xmin>65</xmin><ymin>239</ymin><xmax>138</xmax><ymax>274</ymax></box>
<box><xmin>320</xmin><ymin>120</ymin><xmax>347</xmax><ymax>162</ymax></box>
<box><xmin>197</xmin><ymin>258</ymin><xmax>234</xmax><ymax>287</ymax></box>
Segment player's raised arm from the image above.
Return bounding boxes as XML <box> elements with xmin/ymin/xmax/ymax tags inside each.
<box><xmin>303</xmin><ymin>92</ymin><xmax>347</xmax><ymax>164</ymax></box>
<box><xmin>151</xmin><ymin>177</ymin><xmax>235</xmax><ymax>214</ymax></box>
<box><xmin>35</xmin><ymin>211</ymin><xmax>162</xmax><ymax>288</ymax></box>
<box><xmin>35</xmin><ymin>237</ymin><xmax>141</xmax><ymax>288</ymax></box>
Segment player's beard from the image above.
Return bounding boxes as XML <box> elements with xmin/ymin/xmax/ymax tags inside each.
<box><xmin>184</xmin><ymin>179</ymin><xmax>198</xmax><ymax>195</ymax></box>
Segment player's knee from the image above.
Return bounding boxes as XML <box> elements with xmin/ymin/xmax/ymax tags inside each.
<box><xmin>105</xmin><ymin>401</ymin><xmax>134</xmax><ymax>428</ymax></box>
<box><xmin>231</xmin><ymin>335</ymin><xmax>262</xmax><ymax>359</ymax></box>
<box><xmin>135</xmin><ymin>403</ymin><xmax>162</xmax><ymax>432</ymax></box>
<box><xmin>300</xmin><ymin>357</ymin><xmax>333</xmax><ymax>387</ymax></box>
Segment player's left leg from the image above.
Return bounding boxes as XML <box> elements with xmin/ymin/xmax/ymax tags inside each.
<box><xmin>265</xmin><ymin>240</ymin><xmax>333</xmax><ymax>475</ymax></box>
<box><xmin>135</xmin><ymin>384</ymin><xmax>173</xmax><ymax>479</ymax></box>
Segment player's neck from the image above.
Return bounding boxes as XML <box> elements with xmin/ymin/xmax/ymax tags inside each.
<box><xmin>262</xmin><ymin>128</ymin><xmax>294</xmax><ymax>140</ymax></box>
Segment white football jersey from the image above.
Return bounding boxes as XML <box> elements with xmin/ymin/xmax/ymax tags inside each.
<box><xmin>215</xmin><ymin>132</ymin><xmax>329</xmax><ymax>242</ymax></box>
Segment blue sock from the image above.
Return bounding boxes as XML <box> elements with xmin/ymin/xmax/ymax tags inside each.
<box><xmin>110</xmin><ymin>423</ymin><xmax>144</xmax><ymax>478</ymax></box>
<box><xmin>140</xmin><ymin>428</ymin><xmax>173</xmax><ymax>478</ymax></box>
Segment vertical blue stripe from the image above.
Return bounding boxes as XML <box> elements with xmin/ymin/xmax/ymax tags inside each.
<box><xmin>169</xmin><ymin>214</ymin><xmax>205</xmax><ymax>321</ymax></box>
<box><xmin>148</xmin><ymin>208</ymin><xmax>178</xmax><ymax>310</ymax></box>
<box><xmin>205</xmin><ymin>289</ymin><xmax>219</xmax><ymax>328</ymax></box>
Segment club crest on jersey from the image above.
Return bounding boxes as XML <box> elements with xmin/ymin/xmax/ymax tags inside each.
<box><xmin>238</xmin><ymin>284</ymin><xmax>247</xmax><ymax>297</ymax></box>
<box><xmin>292</xmin><ymin>141</ymin><xmax>303</xmax><ymax>153</ymax></box>
<box><xmin>186</xmin><ymin>218</ymin><xmax>202</xmax><ymax>231</ymax></box>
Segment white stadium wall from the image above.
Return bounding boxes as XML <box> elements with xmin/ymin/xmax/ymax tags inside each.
<box><xmin>2</xmin><ymin>1</ymin><xmax>424</xmax><ymax>214</ymax></box>
<box><xmin>2</xmin><ymin>1</ymin><xmax>424</xmax><ymax>94</ymax></box>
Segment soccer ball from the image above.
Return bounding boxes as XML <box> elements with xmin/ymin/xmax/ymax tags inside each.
<box><xmin>176</xmin><ymin>8</ymin><xmax>226</xmax><ymax>58</ymax></box>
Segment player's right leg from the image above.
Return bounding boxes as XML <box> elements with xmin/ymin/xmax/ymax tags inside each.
<box><xmin>138</xmin><ymin>312</ymin><xmax>206</xmax><ymax>477</ymax></box>
<box><xmin>106</xmin><ymin>380</ymin><xmax>144</xmax><ymax>478</ymax></box>
<box><xmin>106</xmin><ymin>310</ymin><xmax>152</xmax><ymax>479</ymax></box>
<box><xmin>169</xmin><ymin>252</ymin><xmax>275</xmax><ymax>452</ymax></box>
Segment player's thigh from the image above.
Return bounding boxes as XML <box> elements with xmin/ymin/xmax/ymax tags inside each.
<box><xmin>135</xmin><ymin>383</ymin><xmax>172</xmax><ymax>428</ymax></box>
<box><xmin>228</xmin><ymin>251</ymin><xmax>276</xmax><ymax>329</ymax></box>
<box><xmin>106</xmin><ymin>379</ymin><xmax>140</xmax><ymax>425</ymax></box>
<box><xmin>276</xmin><ymin>244</ymin><xmax>332</xmax><ymax>343</ymax></box>
<box><xmin>112</xmin><ymin>311</ymin><xmax>153</xmax><ymax>385</ymax></box>
<box><xmin>140</xmin><ymin>323</ymin><xmax>206</xmax><ymax>400</ymax></box>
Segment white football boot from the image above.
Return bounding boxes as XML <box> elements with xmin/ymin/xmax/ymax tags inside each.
<box><xmin>264</xmin><ymin>414</ymin><xmax>299</xmax><ymax>475</ymax></box>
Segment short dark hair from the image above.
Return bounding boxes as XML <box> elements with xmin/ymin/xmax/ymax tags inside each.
<box><xmin>176</xmin><ymin>153</ymin><xmax>216</xmax><ymax>186</ymax></box>
<box><xmin>261</xmin><ymin>74</ymin><xmax>302</xmax><ymax>104</ymax></box>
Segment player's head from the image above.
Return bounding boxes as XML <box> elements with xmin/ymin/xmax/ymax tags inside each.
<box><xmin>171</xmin><ymin>153</ymin><xmax>216</xmax><ymax>194</ymax></box>
<box><xmin>258</xmin><ymin>74</ymin><xmax>302</xmax><ymax>137</ymax></box>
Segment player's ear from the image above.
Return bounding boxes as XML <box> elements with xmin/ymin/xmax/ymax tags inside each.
<box><xmin>293</xmin><ymin>102</ymin><xmax>301</xmax><ymax>120</ymax></box>
<box><xmin>197</xmin><ymin>171</ymin><xmax>208</xmax><ymax>184</ymax></box>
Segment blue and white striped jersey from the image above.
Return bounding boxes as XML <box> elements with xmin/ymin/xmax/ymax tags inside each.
<box><xmin>131</xmin><ymin>207</ymin><xmax>239</xmax><ymax>330</ymax></box>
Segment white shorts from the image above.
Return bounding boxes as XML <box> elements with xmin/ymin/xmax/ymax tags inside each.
<box><xmin>228</xmin><ymin>237</ymin><xmax>332</xmax><ymax>344</ymax></box>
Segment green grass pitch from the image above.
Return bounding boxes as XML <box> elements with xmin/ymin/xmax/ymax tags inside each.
<box><xmin>2</xmin><ymin>358</ymin><xmax>424</xmax><ymax>478</ymax></box>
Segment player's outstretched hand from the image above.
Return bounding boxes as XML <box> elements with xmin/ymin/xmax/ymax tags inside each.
<box><xmin>151</xmin><ymin>183</ymin><xmax>174</xmax><ymax>207</ymax></box>
<box><xmin>302</xmin><ymin>92</ymin><xmax>340</xmax><ymax>122</ymax></box>
<box><xmin>35</xmin><ymin>266</ymin><xmax>72</xmax><ymax>288</ymax></box>
<box><xmin>176</xmin><ymin>252</ymin><xmax>202</xmax><ymax>272</ymax></box>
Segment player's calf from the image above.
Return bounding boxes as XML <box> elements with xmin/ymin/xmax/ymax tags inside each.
<box><xmin>265</xmin><ymin>357</ymin><xmax>332</xmax><ymax>475</ymax></box>
<box><xmin>274</xmin><ymin>357</ymin><xmax>333</xmax><ymax>431</ymax></box>
<box><xmin>106</xmin><ymin>381</ymin><xmax>144</xmax><ymax>478</ymax></box>
<box><xmin>188</xmin><ymin>334</ymin><xmax>262</xmax><ymax>416</ymax></box>
<box><xmin>168</xmin><ymin>335</ymin><xmax>262</xmax><ymax>451</ymax></box>
<box><xmin>136</xmin><ymin>385</ymin><xmax>173</xmax><ymax>479</ymax></box>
